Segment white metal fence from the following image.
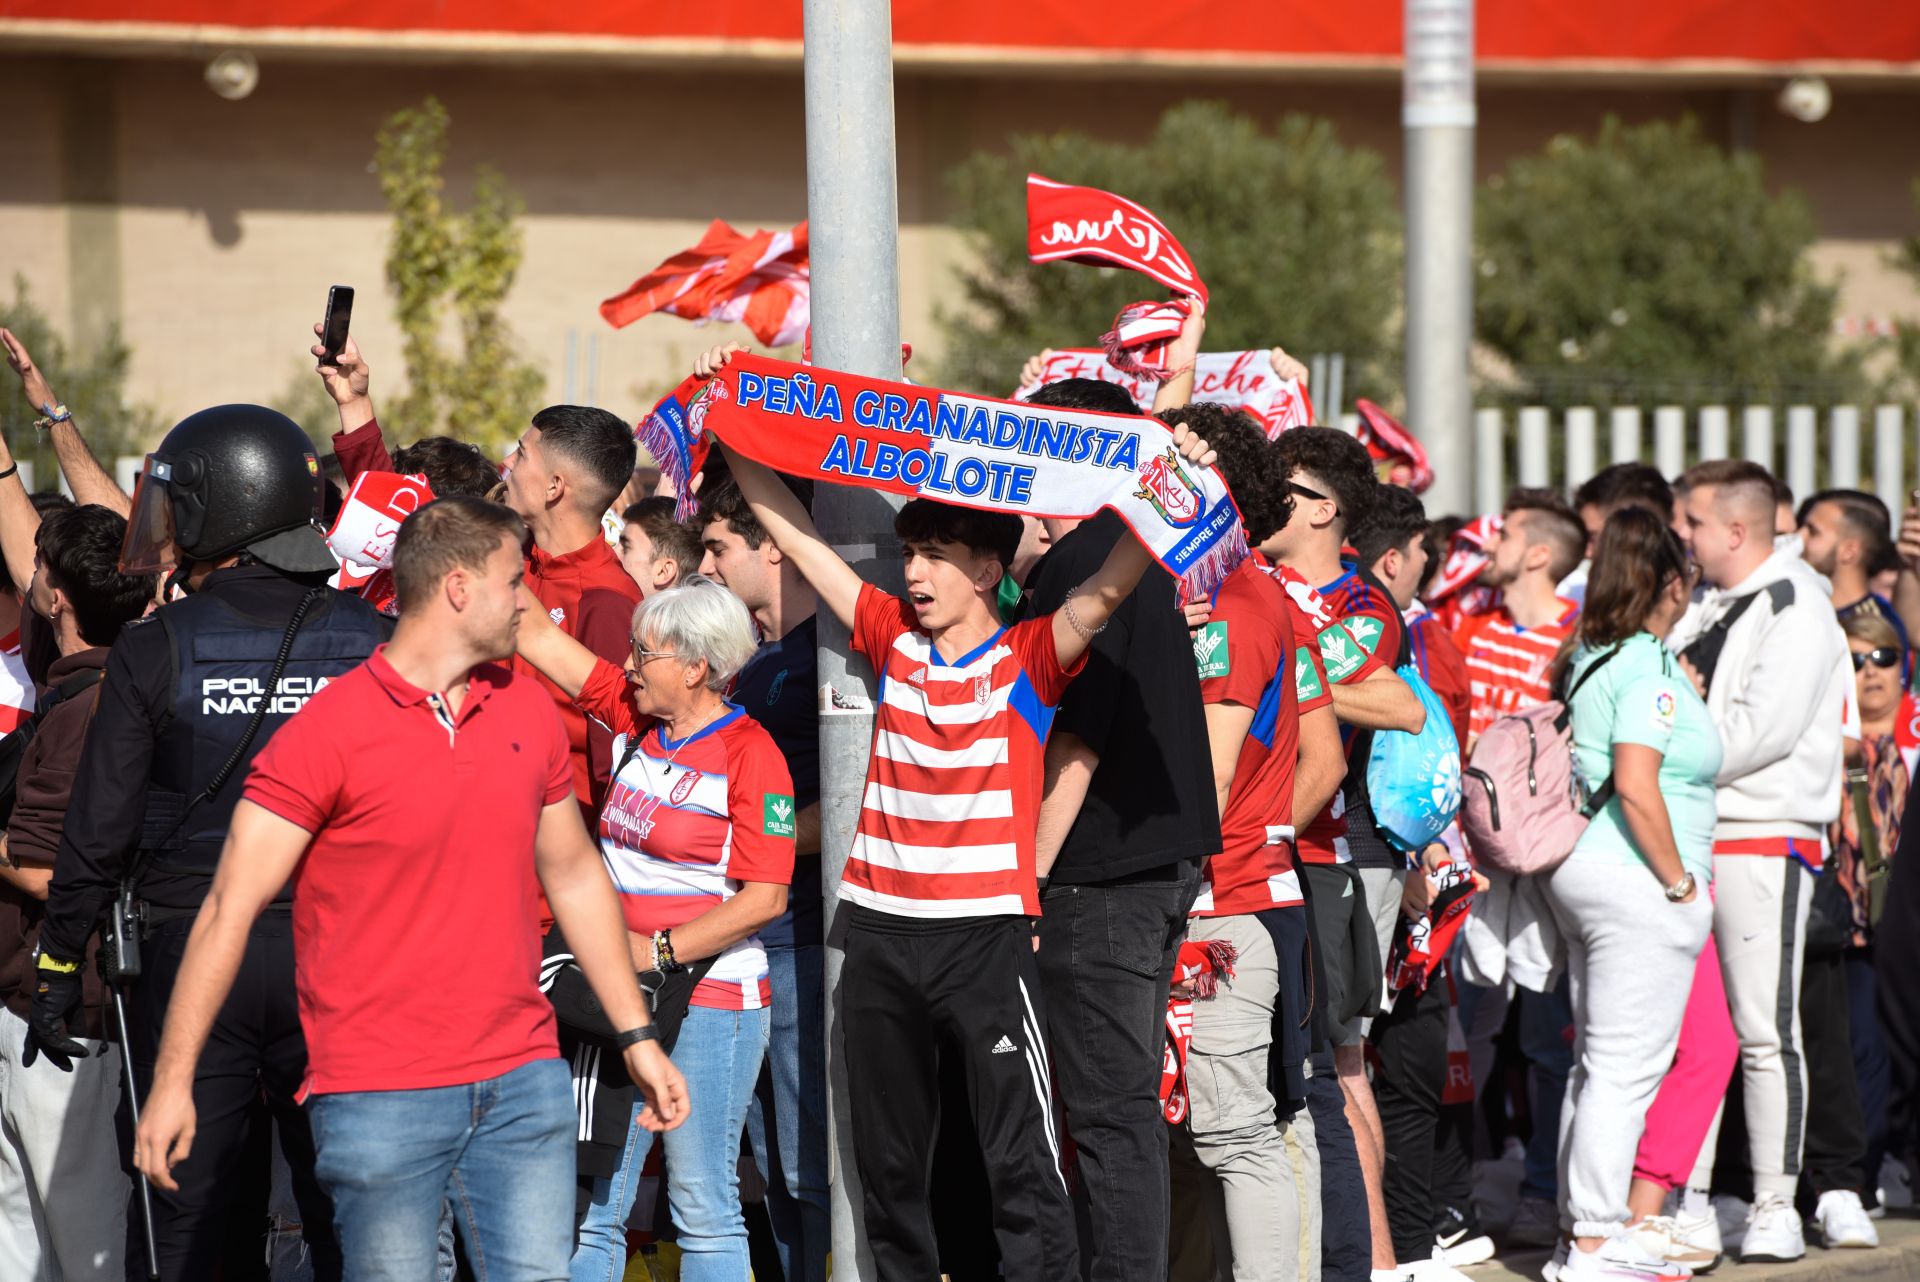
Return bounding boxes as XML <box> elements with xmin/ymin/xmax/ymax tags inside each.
<box><xmin>1455</xmin><ymin>404</ymin><xmax>1916</xmax><ymax>519</ymax></box>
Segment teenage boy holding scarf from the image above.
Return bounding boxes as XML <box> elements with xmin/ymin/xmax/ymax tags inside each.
<box><xmin>695</xmin><ymin>341</ymin><xmax>1219</xmax><ymax>1282</ymax></box>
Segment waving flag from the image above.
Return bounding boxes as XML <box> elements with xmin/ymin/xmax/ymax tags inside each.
<box><xmin>600</xmin><ymin>219</ymin><xmax>809</xmax><ymax>348</ymax></box>
<box><xmin>1026</xmin><ymin>175</ymin><xmax>1208</xmax><ymax>302</ymax></box>
<box><xmin>1354</xmin><ymin>399</ymin><xmax>1435</xmax><ymax>493</ymax></box>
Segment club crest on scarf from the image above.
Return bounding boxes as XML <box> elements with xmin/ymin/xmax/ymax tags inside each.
<box><xmin>1134</xmin><ymin>447</ymin><xmax>1203</xmax><ymax>529</ymax></box>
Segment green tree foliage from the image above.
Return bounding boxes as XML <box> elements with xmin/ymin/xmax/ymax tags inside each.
<box><xmin>372</xmin><ymin>98</ymin><xmax>543</xmax><ymax>451</ymax></box>
<box><xmin>1475</xmin><ymin>116</ymin><xmax>1860</xmax><ymax>409</ymax></box>
<box><xmin>938</xmin><ymin>102</ymin><xmax>1401</xmax><ymax>398</ymax></box>
<box><xmin>0</xmin><ymin>275</ymin><xmax>164</xmax><ymax>488</ymax></box>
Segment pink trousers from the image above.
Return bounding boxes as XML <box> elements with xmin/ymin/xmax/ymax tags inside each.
<box><xmin>1632</xmin><ymin>928</ymin><xmax>1739</xmax><ymax>1189</ymax></box>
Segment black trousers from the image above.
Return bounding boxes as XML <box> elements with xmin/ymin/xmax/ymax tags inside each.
<box><xmin>1801</xmin><ymin>947</ymin><xmax>1868</xmax><ymax>1197</ymax></box>
<box><xmin>1370</xmin><ymin>971</ymin><xmax>1451</xmax><ymax>1265</ymax></box>
<box><xmin>1877</xmin><ymin>774</ymin><xmax>1920</xmax><ymax>1164</ymax></box>
<box><xmin>1304</xmin><ymin>1050</ymin><xmax>1371</xmax><ymax>1282</ymax></box>
<box><xmin>844</xmin><ymin>913</ymin><xmax>1079</xmax><ymax>1282</ymax></box>
<box><xmin>122</xmin><ymin>912</ymin><xmax>341</xmax><ymax>1282</ymax></box>
<box><xmin>1037</xmin><ymin>862</ymin><xmax>1201</xmax><ymax>1282</ymax></box>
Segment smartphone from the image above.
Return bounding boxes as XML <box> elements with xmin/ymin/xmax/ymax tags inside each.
<box><xmin>318</xmin><ymin>285</ymin><xmax>354</xmax><ymax>366</ymax></box>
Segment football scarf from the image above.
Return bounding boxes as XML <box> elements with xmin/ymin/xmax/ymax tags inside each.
<box><xmin>641</xmin><ymin>354</ymin><xmax>1250</xmax><ymax>597</ymax></box>
<box><xmin>1354</xmin><ymin>399</ymin><xmax>1435</xmax><ymax>493</ymax></box>
<box><xmin>1160</xmin><ymin>938</ymin><xmax>1239</xmax><ymax>1124</ymax></box>
<box><xmin>326</xmin><ymin>470</ymin><xmax>433</xmax><ymax>571</ymax></box>
<box><xmin>1026</xmin><ymin>174</ymin><xmax>1209</xmax><ymax>384</ymax></box>
<box><xmin>1017</xmin><ymin>349</ymin><xmax>1314</xmax><ymax>439</ymax></box>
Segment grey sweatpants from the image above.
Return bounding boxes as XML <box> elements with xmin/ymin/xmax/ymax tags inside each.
<box><xmin>1544</xmin><ymin>858</ymin><xmax>1713</xmax><ymax>1238</ymax></box>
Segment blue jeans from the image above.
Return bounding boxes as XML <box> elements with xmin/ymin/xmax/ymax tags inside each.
<box><xmin>1520</xmin><ymin>979</ymin><xmax>1575</xmax><ymax>1202</ymax></box>
<box><xmin>572</xmin><ymin>1004</ymin><xmax>770</xmax><ymax>1282</ymax></box>
<box><xmin>745</xmin><ymin>942</ymin><xmax>830</xmax><ymax>1282</ymax></box>
<box><xmin>308</xmin><ymin>1057</ymin><xmax>575</xmax><ymax>1282</ymax></box>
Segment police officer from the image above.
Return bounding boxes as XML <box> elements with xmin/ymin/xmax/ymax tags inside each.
<box><xmin>26</xmin><ymin>406</ymin><xmax>385</xmax><ymax>1282</ymax></box>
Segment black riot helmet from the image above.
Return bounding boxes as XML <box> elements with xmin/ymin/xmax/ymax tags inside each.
<box><xmin>121</xmin><ymin>404</ymin><xmax>335</xmax><ymax>576</ymax></box>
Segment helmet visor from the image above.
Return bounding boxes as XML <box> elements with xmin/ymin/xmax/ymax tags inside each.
<box><xmin>120</xmin><ymin>457</ymin><xmax>179</xmax><ymax>575</ymax></box>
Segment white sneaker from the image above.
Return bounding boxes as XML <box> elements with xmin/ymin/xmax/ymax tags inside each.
<box><xmin>1813</xmin><ymin>1190</ymin><xmax>1880</xmax><ymax>1249</ymax></box>
<box><xmin>1709</xmin><ymin>1195</ymin><xmax>1748</xmax><ymax>1252</ymax></box>
<box><xmin>1558</xmin><ymin>1236</ymin><xmax>1693</xmax><ymax>1282</ymax></box>
<box><xmin>1437</xmin><ymin>1235</ymin><xmax>1498</xmax><ymax>1268</ymax></box>
<box><xmin>1740</xmin><ymin>1194</ymin><xmax>1806</xmax><ymax>1263</ymax></box>
<box><xmin>1626</xmin><ymin>1216</ymin><xmax>1722</xmax><ymax>1273</ymax></box>
<box><xmin>1668</xmin><ymin>1198</ymin><xmax>1722</xmax><ymax>1262</ymax></box>
<box><xmin>1509</xmin><ymin>1197</ymin><xmax>1561</xmax><ymax>1248</ymax></box>
<box><xmin>1878</xmin><ymin>1155</ymin><xmax>1913</xmax><ymax>1211</ymax></box>
<box><xmin>1543</xmin><ymin>1237</ymin><xmax>1569</xmax><ymax>1282</ymax></box>
<box><xmin>1401</xmin><ymin>1256</ymin><xmax>1476</xmax><ymax>1282</ymax></box>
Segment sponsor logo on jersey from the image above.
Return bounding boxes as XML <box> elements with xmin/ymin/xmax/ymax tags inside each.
<box><xmin>1193</xmin><ymin>621</ymin><xmax>1230</xmax><ymax>679</ymax></box>
<box><xmin>764</xmin><ymin>794</ymin><xmax>797</xmax><ymax>838</ymax></box>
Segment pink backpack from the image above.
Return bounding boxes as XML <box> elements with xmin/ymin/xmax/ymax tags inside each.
<box><xmin>1459</xmin><ymin>648</ymin><xmax>1620</xmax><ymax>876</ymax></box>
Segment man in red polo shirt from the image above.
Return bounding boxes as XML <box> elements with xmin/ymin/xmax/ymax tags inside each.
<box><xmin>316</xmin><ymin>327</ymin><xmax>641</xmax><ymax>821</ymax></box>
<box><xmin>133</xmin><ymin>496</ymin><xmax>685</xmax><ymax>1280</ymax></box>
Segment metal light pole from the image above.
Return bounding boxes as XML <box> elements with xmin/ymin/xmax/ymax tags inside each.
<box><xmin>802</xmin><ymin>1</ymin><xmax>901</xmax><ymax>1276</ymax></box>
<box><xmin>1403</xmin><ymin>0</ymin><xmax>1476</xmax><ymax>515</ymax></box>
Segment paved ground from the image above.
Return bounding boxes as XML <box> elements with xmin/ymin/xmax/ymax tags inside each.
<box><xmin>1475</xmin><ymin>1214</ymin><xmax>1920</xmax><ymax>1282</ymax></box>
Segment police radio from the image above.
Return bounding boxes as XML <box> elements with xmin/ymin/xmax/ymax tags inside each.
<box><xmin>102</xmin><ymin>890</ymin><xmax>145</xmax><ymax>983</ymax></box>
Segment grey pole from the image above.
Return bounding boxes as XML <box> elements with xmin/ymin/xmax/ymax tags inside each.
<box><xmin>1403</xmin><ymin>0</ymin><xmax>1476</xmax><ymax>515</ymax></box>
<box><xmin>802</xmin><ymin>1</ymin><xmax>901</xmax><ymax>1275</ymax></box>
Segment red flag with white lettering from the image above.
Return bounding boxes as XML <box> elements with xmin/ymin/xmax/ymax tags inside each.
<box><xmin>1025</xmin><ymin>175</ymin><xmax>1208</xmax><ymax>303</ymax></box>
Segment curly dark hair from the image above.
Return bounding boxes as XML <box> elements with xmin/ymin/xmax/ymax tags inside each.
<box><xmin>394</xmin><ymin>435</ymin><xmax>506</xmax><ymax>500</ymax></box>
<box><xmin>1154</xmin><ymin>403</ymin><xmax>1292</xmax><ymax>544</ymax></box>
<box><xmin>1271</xmin><ymin>426</ymin><xmax>1377</xmax><ymax>537</ymax></box>
<box><xmin>694</xmin><ymin>456</ymin><xmax>814</xmax><ymax>551</ymax></box>
<box><xmin>36</xmin><ymin>504</ymin><xmax>157</xmax><ymax>646</ymax></box>
<box><xmin>1351</xmin><ymin>484</ymin><xmax>1429</xmax><ymax>570</ymax></box>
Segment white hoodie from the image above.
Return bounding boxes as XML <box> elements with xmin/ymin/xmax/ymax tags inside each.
<box><xmin>1667</xmin><ymin>547</ymin><xmax>1848</xmax><ymax>842</ymax></box>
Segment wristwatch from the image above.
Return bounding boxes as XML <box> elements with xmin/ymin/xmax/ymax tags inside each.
<box><xmin>615</xmin><ymin>1024</ymin><xmax>660</xmax><ymax>1049</ymax></box>
<box><xmin>1664</xmin><ymin>872</ymin><xmax>1696</xmax><ymax>903</ymax></box>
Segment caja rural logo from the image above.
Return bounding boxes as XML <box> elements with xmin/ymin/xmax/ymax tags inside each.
<box><xmin>1133</xmin><ymin>447</ymin><xmax>1203</xmax><ymax>528</ymax></box>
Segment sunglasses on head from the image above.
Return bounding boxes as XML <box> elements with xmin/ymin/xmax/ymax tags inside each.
<box><xmin>1853</xmin><ymin>647</ymin><xmax>1903</xmax><ymax>671</ymax></box>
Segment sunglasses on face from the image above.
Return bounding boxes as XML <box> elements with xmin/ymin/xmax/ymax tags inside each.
<box><xmin>1853</xmin><ymin>647</ymin><xmax>1903</xmax><ymax>672</ymax></box>
<box><xmin>1289</xmin><ymin>480</ymin><xmax>1339</xmax><ymax>516</ymax></box>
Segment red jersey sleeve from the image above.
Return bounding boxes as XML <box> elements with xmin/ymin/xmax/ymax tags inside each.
<box><xmin>1197</xmin><ymin>599</ymin><xmax>1283</xmax><ymax>711</ymax></box>
<box><xmin>1336</xmin><ymin>596</ymin><xmax>1397</xmax><ymax>683</ymax></box>
<box><xmin>572</xmin><ymin>657</ymin><xmax>642</xmax><ymax>741</ymax></box>
<box><xmin>851</xmin><ymin>583</ymin><xmax>915</xmax><ymax>667</ymax></box>
<box><xmin>538</xmin><ymin>689</ymin><xmax>577</xmax><ymax>807</ymax></box>
<box><xmin>723</xmin><ymin>723</ymin><xmax>798</xmax><ymax>886</ymax></box>
<box><xmin>330</xmin><ymin>418</ymin><xmax>396</xmax><ymax>484</ymax></box>
<box><xmin>1007</xmin><ymin>615</ymin><xmax>1086</xmax><ymax>707</ymax></box>
<box><xmin>1290</xmin><ymin>615</ymin><xmax>1334</xmax><ymax>715</ymax></box>
<box><xmin>242</xmin><ymin>701</ymin><xmax>347</xmax><ymax>834</ymax></box>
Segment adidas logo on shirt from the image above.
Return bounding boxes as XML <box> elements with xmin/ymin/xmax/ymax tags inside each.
<box><xmin>991</xmin><ymin>1035</ymin><xmax>1019</xmax><ymax>1055</ymax></box>
<box><xmin>907</xmin><ymin>667</ymin><xmax>927</xmax><ymax>686</ymax></box>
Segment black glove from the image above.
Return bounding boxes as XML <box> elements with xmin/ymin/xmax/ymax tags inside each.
<box><xmin>22</xmin><ymin>960</ymin><xmax>89</xmax><ymax>1072</ymax></box>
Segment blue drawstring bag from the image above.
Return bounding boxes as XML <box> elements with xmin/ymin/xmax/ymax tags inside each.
<box><xmin>1366</xmin><ymin>664</ymin><xmax>1461</xmax><ymax>852</ymax></box>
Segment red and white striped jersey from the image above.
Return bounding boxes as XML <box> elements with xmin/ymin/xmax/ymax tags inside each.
<box><xmin>841</xmin><ymin>584</ymin><xmax>1082</xmax><ymax>919</ymax></box>
<box><xmin>0</xmin><ymin>630</ymin><xmax>33</xmax><ymax>734</ymax></box>
<box><xmin>1454</xmin><ymin>602</ymin><xmax>1579</xmax><ymax>746</ymax></box>
<box><xmin>576</xmin><ymin>660</ymin><xmax>795</xmax><ymax>1010</ymax></box>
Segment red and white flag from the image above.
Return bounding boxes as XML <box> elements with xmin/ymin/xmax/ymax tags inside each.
<box><xmin>1026</xmin><ymin>175</ymin><xmax>1208</xmax><ymax>302</ymax></box>
<box><xmin>1015</xmin><ymin>348</ymin><xmax>1313</xmax><ymax>437</ymax></box>
<box><xmin>1354</xmin><ymin>399</ymin><xmax>1435</xmax><ymax>493</ymax></box>
<box><xmin>600</xmin><ymin>219</ymin><xmax>810</xmax><ymax>348</ymax></box>
<box><xmin>327</xmin><ymin>470</ymin><xmax>434</xmax><ymax>571</ymax></box>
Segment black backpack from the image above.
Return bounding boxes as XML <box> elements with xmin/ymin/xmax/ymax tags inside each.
<box><xmin>0</xmin><ymin>668</ymin><xmax>106</xmax><ymax>829</ymax></box>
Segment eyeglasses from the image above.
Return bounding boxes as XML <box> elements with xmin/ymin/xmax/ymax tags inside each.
<box><xmin>631</xmin><ymin>643</ymin><xmax>680</xmax><ymax>666</ymax></box>
<box><xmin>1852</xmin><ymin>647</ymin><xmax>1903</xmax><ymax>672</ymax></box>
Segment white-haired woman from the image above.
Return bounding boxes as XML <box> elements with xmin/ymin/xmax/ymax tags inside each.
<box><xmin>517</xmin><ymin>575</ymin><xmax>794</xmax><ymax>1282</ymax></box>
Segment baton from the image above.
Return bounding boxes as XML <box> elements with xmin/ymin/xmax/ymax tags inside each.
<box><xmin>112</xmin><ymin>984</ymin><xmax>161</xmax><ymax>1280</ymax></box>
